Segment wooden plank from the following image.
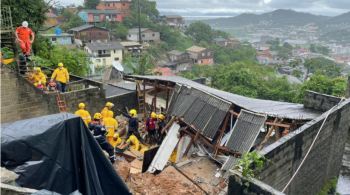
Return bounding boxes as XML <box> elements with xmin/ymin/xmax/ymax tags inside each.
<box><xmin>214</xmin><ymin>113</ymin><xmax>230</xmax><ymax>156</ymax></box>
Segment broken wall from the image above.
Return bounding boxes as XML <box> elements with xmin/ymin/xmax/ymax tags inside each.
<box><xmin>303</xmin><ymin>90</ymin><xmax>342</xmax><ymax>112</ymax></box>
<box><xmin>258</xmin><ymin>98</ymin><xmax>350</xmax><ymax>195</ymax></box>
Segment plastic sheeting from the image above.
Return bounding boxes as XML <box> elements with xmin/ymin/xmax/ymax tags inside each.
<box><xmin>1</xmin><ymin>113</ymin><xmax>130</xmax><ymax>195</ymax></box>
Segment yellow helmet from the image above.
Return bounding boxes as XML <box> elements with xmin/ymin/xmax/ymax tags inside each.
<box><xmin>34</xmin><ymin>67</ymin><xmax>41</xmax><ymax>72</ymax></box>
<box><xmin>151</xmin><ymin>112</ymin><xmax>157</xmax><ymax>119</ymax></box>
<box><xmin>105</xmin><ymin>102</ymin><xmax>114</xmax><ymax>108</ymax></box>
<box><xmin>93</xmin><ymin>113</ymin><xmax>102</xmax><ymax>120</ymax></box>
<box><xmin>129</xmin><ymin>109</ymin><xmax>137</xmax><ymax>117</ymax></box>
<box><xmin>58</xmin><ymin>62</ymin><xmax>64</xmax><ymax>67</ymax></box>
<box><xmin>107</xmin><ymin>110</ymin><xmax>114</xmax><ymax>118</ymax></box>
<box><xmin>113</xmin><ymin>133</ymin><xmax>120</xmax><ymax>138</ymax></box>
<box><xmin>158</xmin><ymin>113</ymin><xmax>165</xmax><ymax>120</ymax></box>
<box><xmin>78</xmin><ymin>103</ymin><xmax>85</xmax><ymax>109</ymax></box>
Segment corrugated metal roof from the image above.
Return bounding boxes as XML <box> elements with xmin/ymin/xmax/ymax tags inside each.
<box><xmin>104</xmin><ymin>84</ymin><xmax>134</xmax><ymax>97</ymax></box>
<box><xmin>85</xmin><ymin>41</ymin><xmax>123</xmax><ymax>51</ymax></box>
<box><xmin>221</xmin><ymin>155</ymin><xmax>239</xmax><ymax>172</ymax></box>
<box><xmin>168</xmin><ymin>85</ymin><xmax>231</xmax><ymax>139</ymax></box>
<box><xmin>128</xmin><ymin>75</ymin><xmax>321</xmax><ymax>120</ymax></box>
<box><xmin>225</xmin><ymin>110</ymin><xmax>267</xmax><ymax>153</ymax></box>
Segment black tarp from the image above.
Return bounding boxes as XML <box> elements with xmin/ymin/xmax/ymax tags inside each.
<box><xmin>1</xmin><ymin>113</ymin><xmax>130</xmax><ymax>195</ymax></box>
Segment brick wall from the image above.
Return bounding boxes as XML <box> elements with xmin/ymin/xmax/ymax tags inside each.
<box><xmin>258</xmin><ymin>98</ymin><xmax>350</xmax><ymax>194</ymax></box>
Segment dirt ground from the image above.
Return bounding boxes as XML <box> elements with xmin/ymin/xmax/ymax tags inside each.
<box><xmin>114</xmin><ymin>160</ymin><xmax>205</xmax><ymax>195</ymax></box>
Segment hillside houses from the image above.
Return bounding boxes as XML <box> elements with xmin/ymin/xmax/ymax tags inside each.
<box><xmin>127</xmin><ymin>28</ymin><xmax>160</xmax><ymax>42</ymax></box>
<box><xmin>69</xmin><ymin>24</ymin><xmax>110</xmax><ymax>46</ymax></box>
<box><xmin>164</xmin><ymin>15</ymin><xmax>184</xmax><ymax>28</ymax></box>
<box><xmin>78</xmin><ymin>9</ymin><xmax>122</xmax><ymax>23</ymax></box>
<box><xmin>96</xmin><ymin>0</ymin><xmax>132</xmax><ymax>18</ymax></box>
<box><xmin>186</xmin><ymin>46</ymin><xmax>214</xmax><ymax>65</ymax></box>
<box><xmin>85</xmin><ymin>41</ymin><xmax>124</xmax><ymax>69</ymax></box>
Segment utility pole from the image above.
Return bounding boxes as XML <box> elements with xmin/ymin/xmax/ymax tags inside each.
<box><xmin>137</xmin><ymin>0</ymin><xmax>142</xmax><ymax>44</ymax></box>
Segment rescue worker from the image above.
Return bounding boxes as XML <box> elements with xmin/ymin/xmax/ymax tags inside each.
<box><xmin>74</xmin><ymin>103</ymin><xmax>91</xmax><ymax>126</ymax></box>
<box><xmin>31</xmin><ymin>67</ymin><xmax>47</xmax><ymax>87</ymax></box>
<box><xmin>88</xmin><ymin>113</ymin><xmax>115</xmax><ymax>163</ymax></box>
<box><xmin>111</xmin><ymin>133</ymin><xmax>122</xmax><ymax>148</ymax></box>
<box><xmin>101</xmin><ymin>102</ymin><xmax>114</xmax><ymax>118</ymax></box>
<box><xmin>127</xmin><ymin>109</ymin><xmax>142</xmax><ymax>141</ymax></box>
<box><xmin>157</xmin><ymin>113</ymin><xmax>166</xmax><ymax>144</ymax></box>
<box><xmin>145</xmin><ymin>112</ymin><xmax>157</xmax><ymax>144</ymax></box>
<box><xmin>103</xmin><ymin>110</ymin><xmax>118</xmax><ymax>146</ymax></box>
<box><xmin>51</xmin><ymin>63</ymin><xmax>69</xmax><ymax>93</ymax></box>
<box><xmin>15</xmin><ymin>21</ymin><xmax>35</xmax><ymax>57</ymax></box>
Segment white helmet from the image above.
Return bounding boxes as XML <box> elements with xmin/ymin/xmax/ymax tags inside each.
<box><xmin>22</xmin><ymin>21</ymin><xmax>28</xmax><ymax>28</ymax></box>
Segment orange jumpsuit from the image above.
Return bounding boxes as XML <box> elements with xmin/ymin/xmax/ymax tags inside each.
<box><xmin>16</xmin><ymin>27</ymin><xmax>34</xmax><ymax>55</ymax></box>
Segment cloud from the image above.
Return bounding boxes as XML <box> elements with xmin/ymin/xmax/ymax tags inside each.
<box><xmin>154</xmin><ymin>0</ymin><xmax>349</xmax><ymax>16</ymax></box>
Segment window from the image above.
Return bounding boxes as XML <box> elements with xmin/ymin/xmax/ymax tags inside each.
<box><xmin>142</xmin><ymin>34</ymin><xmax>145</xmax><ymax>37</ymax></box>
<box><xmin>202</xmin><ymin>53</ymin><xmax>205</xmax><ymax>57</ymax></box>
<box><xmin>152</xmin><ymin>33</ymin><xmax>155</xmax><ymax>37</ymax></box>
<box><xmin>96</xmin><ymin>59</ymin><xmax>101</xmax><ymax>62</ymax></box>
<box><xmin>114</xmin><ymin>50</ymin><xmax>116</xmax><ymax>53</ymax></box>
<box><xmin>114</xmin><ymin>57</ymin><xmax>119</xmax><ymax>61</ymax></box>
<box><xmin>122</xmin><ymin>3</ymin><xmax>125</xmax><ymax>6</ymax></box>
<box><xmin>52</xmin><ymin>37</ymin><xmax>57</xmax><ymax>41</ymax></box>
<box><xmin>98</xmin><ymin>50</ymin><xmax>102</xmax><ymax>55</ymax></box>
<box><xmin>128</xmin><ymin>34</ymin><xmax>131</xmax><ymax>37</ymax></box>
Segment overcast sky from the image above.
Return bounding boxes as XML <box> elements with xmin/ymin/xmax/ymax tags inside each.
<box><xmin>56</xmin><ymin>0</ymin><xmax>350</xmax><ymax>16</ymax></box>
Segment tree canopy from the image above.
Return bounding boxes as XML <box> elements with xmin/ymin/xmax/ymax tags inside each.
<box><xmin>2</xmin><ymin>0</ymin><xmax>49</xmax><ymax>32</ymax></box>
<box><xmin>304</xmin><ymin>57</ymin><xmax>342</xmax><ymax>78</ymax></box>
<box><xmin>185</xmin><ymin>21</ymin><xmax>213</xmax><ymax>43</ymax></box>
<box><xmin>84</xmin><ymin>0</ymin><xmax>100</xmax><ymax>9</ymax></box>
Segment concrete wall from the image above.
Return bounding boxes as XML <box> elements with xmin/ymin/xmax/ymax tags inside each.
<box><xmin>1</xmin><ymin>67</ymin><xmax>137</xmax><ymax>123</ymax></box>
<box><xmin>303</xmin><ymin>90</ymin><xmax>341</xmax><ymax>112</ymax></box>
<box><xmin>1</xmin><ymin>68</ymin><xmax>52</xmax><ymax>123</ymax></box>
<box><xmin>258</xmin><ymin>98</ymin><xmax>350</xmax><ymax>195</ymax></box>
<box><xmin>228</xmin><ymin>171</ymin><xmax>284</xmax><ymax>195</ymax></box>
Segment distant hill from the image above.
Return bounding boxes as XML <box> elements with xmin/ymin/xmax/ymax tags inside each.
<box><xmin>204</xmin><ymin>9</ymin><xmax>331</xmax><ymax>28</ymax></box>
<box><xmin>324</xmin><ymin>11</ymin><xmax>350</xmax><ymax>24</ymax></box>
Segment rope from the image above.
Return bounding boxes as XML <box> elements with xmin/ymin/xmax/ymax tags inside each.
<box><xmin>281</xmin><ymin>98</ymin><xmax>345</xmax><ymax>193</ymax></box>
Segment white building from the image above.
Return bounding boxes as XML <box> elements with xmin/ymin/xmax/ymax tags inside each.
<box><xmin>127</xmin><ymin>28</ymin><xmax>160</xmax><ymax>42</ymax></box>
<box><xmin>84</xmin><ymin>41</ymin><xmax>124</xmax><ymax>73</ymax></box>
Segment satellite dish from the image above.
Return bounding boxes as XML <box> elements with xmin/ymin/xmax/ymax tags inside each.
<box><xmin>112</xmin><ymin>61</ymin><xmax>124</xmax><ymax>72</ymax></box>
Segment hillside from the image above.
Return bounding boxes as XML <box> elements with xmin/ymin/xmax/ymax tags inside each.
<box><xmin>204</xmin><ymin>9</ymin><xmax>330</xmax><ymax>28</ymax></box>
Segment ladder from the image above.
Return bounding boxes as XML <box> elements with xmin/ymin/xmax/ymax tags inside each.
<box><xmin>136</xmin><ymin>80</ymin><xmax>146</xmax><ymax>119</ymax></box>
<box><xmin>56</xmin><ymin>91</ymin><xmax>67</xmax><ymax>112</ymax></box>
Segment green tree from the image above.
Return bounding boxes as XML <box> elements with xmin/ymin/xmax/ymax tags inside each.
<box><xmin>61</xmin><ymin>15</ymin><xmax>84</xmax><ymax>31</ymax></box>
<box><xmin>2</xmin><ymin>0</ymin><xmax>50</xmax><ymax>32</ymax></box>
<box><xmin>298</xmin><ymin>74</ymin><xmax>347</xmax><ymax>101</ymax></box>
<box><xmin>49</xmin><ymin>46</ymin><xmax>90</xmax><ymax>76</ymax></box>
<box><xmin>304</xmin><ymin>57</ymin><xmax>342</xmax><ymax>78</ymax></box>
<box><xmin>309</xmin><ymin>44</ymin><xmax>330</xmax><ymax>56</ymax></box>
<box><xmin>138</xmin><ymin>53</ymin><xmax>155</xmax><ymax>75</ymax></box>
<box><xmin>185</xmin><ymin>21</ymin><xmax>213</xmax><ymax>43</ymax></box>
<box><xmin>84</xmin><ymin>0</ymin><xmax>100</xmax><ymax>9</ymax></box>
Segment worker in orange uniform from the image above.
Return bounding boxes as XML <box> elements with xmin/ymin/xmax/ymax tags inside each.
<box><xmin>51</xmin><ymin>63</ymin><xmax>69</xmax><ymax>93</ymax></box>
<box><xmin>103</xmin><ymin>110</ymin><xmax>118</xmax><ymax>146</ymax></box>
<box><xmin>101</xmin><ymin>102</ymin><xmax>114</xmax><ymax>118</ymax></box>
<box><xmin>74</xmin><ymin>103</ymin><xmax>91</xmax><ymax>126</ymax></box>
<box><xmin>31</xmin><ymin>67</ymin><xmax>47</xmax><ymax>87</ymax></box>
<box><xmin>15</xmin><ymin>21</ymin><xmax>35</xmax><ymax>57</ymax></box>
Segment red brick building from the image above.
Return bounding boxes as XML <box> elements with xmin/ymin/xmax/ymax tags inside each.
<box><xmin>96</xmin><ymin>0</ymin><xmax>132</xmax><ymax>20</ymax></box>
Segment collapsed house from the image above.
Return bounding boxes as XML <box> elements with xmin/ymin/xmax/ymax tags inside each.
<box><xmin>1</xmin><ymin>62</ymin><xmax>350</xmax><ymax>194</ymax></box>
<box><xmin>123</xmin><ymin>75</ymin><xmax>350</xmax><ymax>194</ymax></box>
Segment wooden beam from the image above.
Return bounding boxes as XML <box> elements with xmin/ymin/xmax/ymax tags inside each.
<box><xmin>265</xmin><ymin>121</ymin><xmax>290</xmax><ymax>128</ymax></box>
<box><xmin>214</xmin><ymin>113</ymin><xmax>230</xmax><ymax>156</ymax></box>
<box><xmin>229</xmin><ymin>110</ymin><xmax>239</xmax><ymax>117</ymax></box>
